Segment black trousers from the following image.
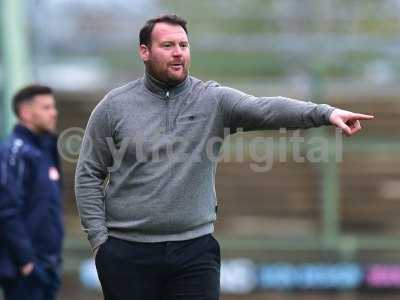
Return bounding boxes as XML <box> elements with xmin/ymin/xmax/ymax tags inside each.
<box><xmin>95</xmin><ymin>234</ymin><xmax>220</xmax><ymax>300</ymax></box>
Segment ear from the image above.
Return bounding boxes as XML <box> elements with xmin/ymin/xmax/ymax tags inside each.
<box><xmin>19</xmin><ymin>103</ymin><xmax>33</xmax><ymax>123</ymax></box>
<box><xmin>139</xmin><ymin>44</ymin><xmax>150</xmax><ymax>62</ymax></box>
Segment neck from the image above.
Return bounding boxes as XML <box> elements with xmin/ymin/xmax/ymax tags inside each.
<box><xmin>18</xmin><ymin>121</ymin><xmax>48</xmax><ymax>135</ymax></box>
<box><xmin>19</xmin><ymin>122</ymin><xmax>38</xmax><ymax>134</ymax></box>
<box><xmin>144</xmin><ymin>71</ymin><xmax>190</xmax><ymax>98</ymax></box>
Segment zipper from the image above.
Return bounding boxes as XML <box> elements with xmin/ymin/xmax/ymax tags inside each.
<box><xmin>165</xmin><ymin>91</ymin><xmax>170</xmax><ymax>132</ymax></box>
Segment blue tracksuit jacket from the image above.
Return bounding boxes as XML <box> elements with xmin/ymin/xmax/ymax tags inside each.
<box><xmin>0</xmin><ymin>124</ymin><xmax>63</xmax><ymax>280</ymax></box>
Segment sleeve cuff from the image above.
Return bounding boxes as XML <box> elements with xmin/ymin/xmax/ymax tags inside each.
<box><xmin>89</xmin><ymin>231</ymin><xmax>108</xmax><ymax>252</ymax></box>
<box><xmin>321</xmin><ymin>105</ymin><xmax>337</xmax><ymax>125</ymax></box>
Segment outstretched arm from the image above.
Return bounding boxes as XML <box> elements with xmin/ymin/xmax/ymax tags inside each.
<box><xmin>328</xmin><ymin>109</ymin><xmax>374</xmax><ymax>136</ymax></box>
<box><xmin>214</xmin><ymin>85</ymin><xmax>335</xmax><ymax>132</ymax></box>
<box><xmin>213</xmin><ymin>84</ymin><xmax>374</xmax><ymax>135</ymax></box>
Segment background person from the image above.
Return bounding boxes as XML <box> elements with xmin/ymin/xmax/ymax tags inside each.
<box><xmin>0</xmin><ymin>85</ymin><xmax>63</xmax><ymax>300</ymax></box>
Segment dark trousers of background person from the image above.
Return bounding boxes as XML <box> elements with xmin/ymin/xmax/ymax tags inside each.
<box><xmin>1</xmin><ymin>260</ymin><xmax>61</xmax><ymax>300</ymax></box>
<box><xmin>95</xmin><ymin>234</ymin><xmax>221</xmax><ymax>300</ymax></box>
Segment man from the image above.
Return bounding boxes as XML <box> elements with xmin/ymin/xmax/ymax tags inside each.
<box><xmin>75</xmin><ymin>15</ymin><xmax>373</xmax><ymax>300</ymax></box>
<box><xmin>0</xmin><ymin>85</ymin><xmax>63</xmax><ymax>300</ymax></box>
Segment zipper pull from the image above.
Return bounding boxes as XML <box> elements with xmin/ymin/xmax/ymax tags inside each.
<box><xmin>165</xmin><ymin>91</ymin><xmax>170</xmax><ymax>99</ymax></box>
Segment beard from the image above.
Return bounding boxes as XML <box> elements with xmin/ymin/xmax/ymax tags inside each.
<box><xmin>146</xmin><ymin>60</ymin><xmax>188</xmax><ymax>87</ymax></box>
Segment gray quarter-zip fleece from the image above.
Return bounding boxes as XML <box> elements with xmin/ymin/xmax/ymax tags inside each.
<box><xmin>75</xmin><ymin>73</ymin><xmax>335</xmax><ymax>250</ymax></box>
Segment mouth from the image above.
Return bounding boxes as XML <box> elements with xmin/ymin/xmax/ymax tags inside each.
<box><xmin>169</xmin><ymin>62</ymin><xmax>184</xmax><ymax>71</ymax></box>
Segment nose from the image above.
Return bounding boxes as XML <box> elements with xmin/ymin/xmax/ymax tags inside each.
<box><xmin>172</xmin><ymin>45</ymin><xmax>183</xmax><ymax>57</ymax></box>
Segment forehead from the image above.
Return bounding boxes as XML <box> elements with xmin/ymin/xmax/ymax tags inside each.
<box><xmin>151</xmin><ymin>22</ymin><xmax>188</xmax><ymax>43</ymax></box>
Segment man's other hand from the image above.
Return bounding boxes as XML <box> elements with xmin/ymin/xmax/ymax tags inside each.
<box><xmin>21</xmin><ymin>261</ymin><xmax>35</xmax><ymax>276</ymax></box>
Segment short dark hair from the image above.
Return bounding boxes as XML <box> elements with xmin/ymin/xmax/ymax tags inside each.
<box><xmin>139</xmin><ymin>14</ymin><xmax>188</xmax><ymax>47</ymax></box>
<box><xmin>13</xmin><ymin>84</ymin><xmax>53</xmax><ymax>117</ymax></box>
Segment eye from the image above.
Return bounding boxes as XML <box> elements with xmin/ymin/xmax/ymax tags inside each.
<box><xmin>163</xmin><ymin>43</ymin><xmax>172</xmax><ymax>48</ymax></box>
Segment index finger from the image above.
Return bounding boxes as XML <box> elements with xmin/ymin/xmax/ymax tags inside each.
<box><xmin>351</xmin><ymin>113</ymin><xmax>375</xmax><ymax>120</ymax></box>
